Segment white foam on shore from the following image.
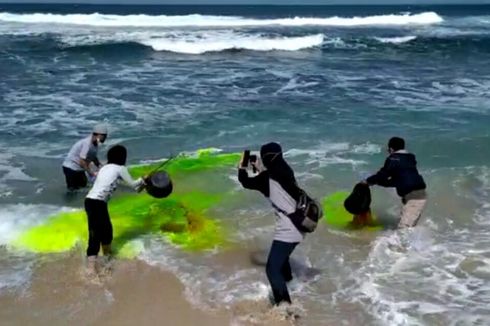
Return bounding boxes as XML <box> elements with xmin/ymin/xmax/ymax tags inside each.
<box><xmin>0</xmin><ymin>204</ymin><xmax>71</xmax><ymax>292</ymax></box>
<box><xmin>333</xmin><ymin>222</ymin><xmax>490</xmax><ymax>325</ymax></box>
<box><xmin>138</xmin><ymin>239</ymin><xmax>269</xmax><ymax>310</ymax></box>
<box><xmin>0</xmin><ymin>204</ymin><xmax>70</xmax><ymax>246</ymax></box>
<box><xmin>284</xmin><ymin>142</ymin><xmax>380</xmax><ymax>167</ymax></box>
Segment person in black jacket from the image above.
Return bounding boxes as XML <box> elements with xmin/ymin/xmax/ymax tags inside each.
<box><xmin>364</xmin><ymin>137</ymin><xmax>427</xmax><ymax>228</ymax></box>
<box><xmin>238</xmin><ymin>142</ymin><xmax>304</xmax><ymax>306</ymax></box>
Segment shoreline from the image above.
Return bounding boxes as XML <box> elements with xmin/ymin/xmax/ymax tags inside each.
<box><xmin>0</xmin><ymin>251</ymin><xmax>296</xmax><ymax>326</ymax></box>
<box><xmin>0</xmin><ymin>252</ymin><xmax>229</xmax><ymax>326</ymax></box>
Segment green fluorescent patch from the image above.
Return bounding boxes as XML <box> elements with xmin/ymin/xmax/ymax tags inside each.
<box><xmin>322</xmin><ymin>191</ymin><xmax>382</xmax><ymax>231</ymax></box>
<box><xmin>13</xmin><ymin>150</ymin><xmax>240</xmax><ymax>257</ymax></box>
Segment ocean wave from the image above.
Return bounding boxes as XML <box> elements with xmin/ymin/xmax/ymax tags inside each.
<box><xmin>374</xmin><ymin>35</ymin><xmax>417</xmax><ymax>44</ymax></box>
<box><xmin>0</xmin><ymin>204</ymin><xmax>71</xmax><ymax>246</ymax></box>
<box><xmin>60</xmin><ymin>31</ymin><xmax>324</xmax><ymax>53</ymax></box>
<box><xmin>27</xmin><ymin>33</ymin><xmax>490</xmax><ymax>57</ymax></box>
<box><xmin>0</xmin><ymin>204</ymin><xmax>71</xmax><ymax>292</ymax></box>
<box><xmin>285</xmin><ymin>142</ymin><xmax>380</xmax><ymax>158</ymax></box>
<box><xmin>449</xmin><ymin>15</ymin><xmax>490</xmax><ymax>28</ymax></box>
<box><xmin>141</xmin><ymin>33</ymin><xmax>324</xmax><ymax>54</ymax></box>
<box><xmin>12</xmin><ymin>28</ymin><xmax>490</xmax><ymax>56</ymax></box>
<box><xmin>284</xmin><ymin>142</ymin><xmax>377</xmax><ymax>168</ymax></box>
<box><xmin>0</xmin><ymin>12</ymin><xmax>443</xmax><ymax>28</ymax></box>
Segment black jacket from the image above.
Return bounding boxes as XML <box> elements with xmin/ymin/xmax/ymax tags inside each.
<box><xmin>367</xmin><ymin>151</ymin><xmax>426</xmax><ymax>197</ymax></box>
<box><xmin>238</xmin><ymin>169</ymin><xmax>270</xmax><ymax>196</ymax></box>
<box><xmin>238</xmin><ymin>142</ymin><xmax>305</xmax><ymax>240</ymax></box>
<box><xmin>238</xmin><ymin>142</ymin><xmax>301</xmax><ymax>201</ymax></box>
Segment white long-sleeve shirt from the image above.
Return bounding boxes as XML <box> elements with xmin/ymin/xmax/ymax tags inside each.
<box><xmin>86</xmin><ymin>164</ymin><xmax>144</xmax><ymax>202</ymax></box>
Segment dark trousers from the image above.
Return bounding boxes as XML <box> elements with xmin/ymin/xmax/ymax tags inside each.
<box><xmin>84</xmin><ymin>198</ymin><xmax>113</xmax><ymax>256</ymax></box>
<box><xmin>63</xmin><ymin>166</ymin><xmax>87</xmax><ymax>190</ymax></box>
<box><xmin>266</xmin><ymin>240</ymin><xmax>298</xmax><ymax>305</ymax></box>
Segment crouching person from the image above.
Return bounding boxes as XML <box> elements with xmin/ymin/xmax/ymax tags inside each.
<box><xmin>365</xmin><ymin>137</ymin><xmax>427</xmax><ymax>228</ymax></box>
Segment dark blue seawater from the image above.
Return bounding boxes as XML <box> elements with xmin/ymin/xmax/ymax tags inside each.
<box><xmin>1</xmin><ymin>4</ymin><xmax>490</xmax><ymax>325</ymax></box>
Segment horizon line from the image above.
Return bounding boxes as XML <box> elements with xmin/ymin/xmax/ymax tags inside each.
<box><xmin>1</xmin><ymin>2</ymin><xmax>490</xmax><ymax>6</ymax></box>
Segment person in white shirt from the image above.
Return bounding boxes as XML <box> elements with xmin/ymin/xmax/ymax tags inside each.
<box><xmin>62</xmin><ymin>123</ymin><xmax>108</xmax><ymax>191</ymax></box>
<box><xmin>84</xmin><ymin>144</ymin><xmax>145</xmax><ymax>274</ymax></box>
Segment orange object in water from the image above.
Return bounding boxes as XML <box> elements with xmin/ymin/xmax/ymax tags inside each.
<box><xmin>352</xmin><ymin>209</ymin><xmax>373</xmax><ymax>227</ymax></box>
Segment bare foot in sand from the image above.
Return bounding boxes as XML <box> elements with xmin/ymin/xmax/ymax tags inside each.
<box><xmin>98</xmin><ymin>256</ymin><xmax>114</xmax><ymax>277</ymax></box>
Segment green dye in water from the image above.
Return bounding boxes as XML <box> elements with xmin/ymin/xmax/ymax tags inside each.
<box><xmin>12</xmin><ymin>150</ymin><xmax>381</xmax><ymax>257</ymax></box>
<box><xmin>12</xmin><ymin>150</ymin><xmax>241</xmax><ymax>257</ymax></box>
<box><xmin>322</xmin><ymin>191</ymin><xmax>382</xmax><ymax>231</ymax></box>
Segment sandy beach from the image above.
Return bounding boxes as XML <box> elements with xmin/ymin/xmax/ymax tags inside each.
<box><xmin>0</xmin><ymin>252</ymin><xmax>230</xmax><ymax>326</ymax></box>
<box><xmin>0</xmin><ymin>250</ymin><xmax>298</xmax><ymax>326</ymax></box>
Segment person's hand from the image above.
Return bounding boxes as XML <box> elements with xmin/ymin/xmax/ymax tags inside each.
<box><xmin>88</xmin><ymin>172</ymin><xmax>97</xmax><ymax>183</ymax></box>
<box><xmin>251</xmin><ymin>161</ymin><xmax>259</xmax><ymax>173</ymax></box>
<box><xmin>238</xmin><ymin>153</ymin><xmax>245</xmax><ymax>169</ymax></box>
<box><xmin>136</xmin><ymin>177</ymin><xmax>147</xmax><ymax>193</ymax></box>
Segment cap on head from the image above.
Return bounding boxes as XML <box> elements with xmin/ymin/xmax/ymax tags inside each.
<box><xmin>388</xmin><ymin>137</ymin><xmax>405</xmax><ymax>152</ymax></box>
<box><xmin>93</xmin><ymin>123</ymin><xmax>108</xmax><ymax>135</ymax></box>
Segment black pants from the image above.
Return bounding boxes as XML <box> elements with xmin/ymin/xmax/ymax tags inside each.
<box><xmin>85</xmin><ymin>198</ymin><xmax>113</xmax><ymax>257</ymax></box>
<box><xmin>63</xmin><ymin>166</ymin><xmax>87</xmax><ymax>190</ymax></box>
<box><xmin>266</xmin><ymin>240</ymin><xmax>298</xmax><ymax>305</ymax></box>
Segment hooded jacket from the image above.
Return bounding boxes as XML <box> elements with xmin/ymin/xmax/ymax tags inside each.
<box><xmin>238</xmin><ymin>142</ymin><xmax>304</xmax><ymax>243</ymax></box>
<box><xmin>367</xmin><ymin>150</ymin><xmax>426</xmax><ymax>198</ymax></box>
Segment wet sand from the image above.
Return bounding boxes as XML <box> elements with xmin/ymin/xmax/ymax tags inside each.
<box><xmin>0</xmin><ymin>251</ymin><xmax>295</xmax><ymax>326</ymax></box>
<box><xmin>0</xmin><ymin>252</ymin><xmax>228</xmax><ymax>326</ymax></box>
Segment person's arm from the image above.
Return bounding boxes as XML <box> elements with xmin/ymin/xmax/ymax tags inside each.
<box><xmin>119</xmin><ymin>166</ymin><xmax>145</xmax><ymax>190</ymax></box>
<box><xmin>79</xmin><ymin>158</ymin><xmax>95</xmax><ymax>177</ymax></box>
<box><xmin>238</xmin><ymin>169</ymin><xmax>269</xmax><ymax>196</ymax></box>
<box><xmin>93</xmin><ymin>157</ymin><xmax>101</xmax><ymax>168</ymax></box>
<box><xmin>376</xmin><ymin>175</ymin><xmax>395</xmax><ymax>187</ymax></box>
<box><xmin>366</xmin><ymin>157</ymin><xmax>394</xmax><ymax>187</ymax></box>
<box><xmin>79</xmin><ymin>141</ymin><xmax>96</xmax><ymax>176</ymax></box>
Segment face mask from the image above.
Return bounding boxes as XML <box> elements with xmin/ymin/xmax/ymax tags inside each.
<box><xmin>96</xmin><ymin>137</ymin><xmax>103</xmax><ymax>146</ymax></box>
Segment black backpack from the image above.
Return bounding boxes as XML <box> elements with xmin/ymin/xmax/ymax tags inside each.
<box><xmin>275</xmin><ymin>189</ymin><xmax>323</xmax><ymax>233</ymax></box>
<box><xmin>344</xmin><ymin>183</ymin><xmax>371</xmax><ymax>215</ymax></box>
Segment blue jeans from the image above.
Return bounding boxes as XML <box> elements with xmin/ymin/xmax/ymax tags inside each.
<box><xmin>266</xmin><ymin>240</ymin><xmax>298</xmax><ymax>305</ymax></box>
